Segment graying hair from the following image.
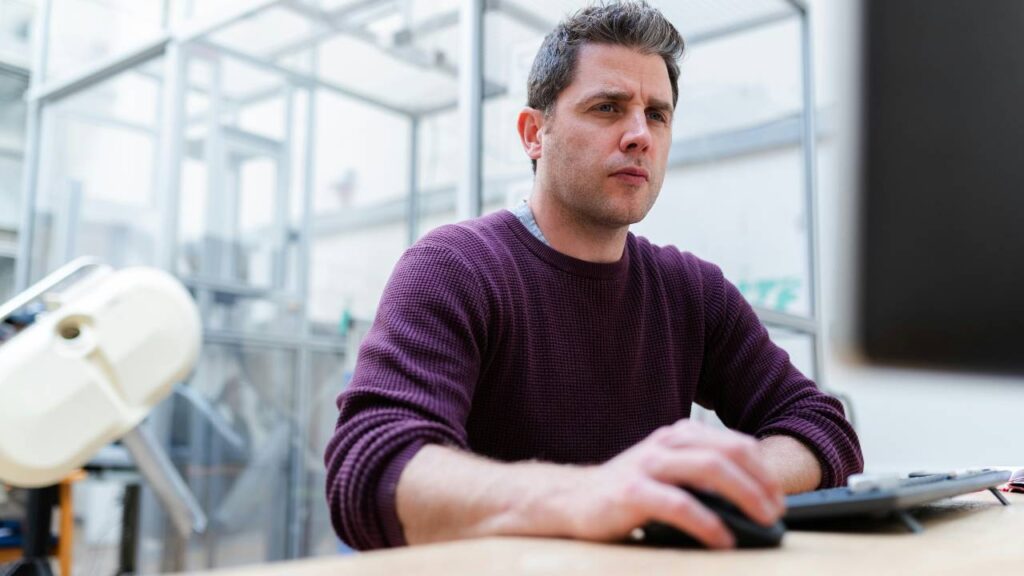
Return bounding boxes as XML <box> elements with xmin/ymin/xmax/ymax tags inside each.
<box><xmin>526</xmin><ymin>1</ymin><xmax>685</xmax><ymax>172</ymax></box>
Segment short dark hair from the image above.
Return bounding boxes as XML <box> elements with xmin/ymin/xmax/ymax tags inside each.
<box><xmin>526</xmin><ymin>1</ymin><xmax>686</xmax><ymax>173</ymax></box>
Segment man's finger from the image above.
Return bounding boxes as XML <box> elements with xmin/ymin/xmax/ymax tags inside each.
<box><xmin>657</xmin><ymin>424</ymin><xmax>784</xmax><ymax>508</ymax></box>
<box><xmin>643</xmin><ymin>448</ymin><xmax>782</xmax><ymax>525</ymax></box>
<box><xmin>628</xmin><ymin>478</ymin><xmax>734</xmax><ymax>549</ymax></box>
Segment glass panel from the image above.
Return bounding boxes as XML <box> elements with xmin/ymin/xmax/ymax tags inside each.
<box><xmin>200</xmin><ymin>0</ymin><xmax>466</xmax><ymax>114</ymax></box>
<box><xmin>313</xmin><ymin>91</ymin><xmax>409</xmax><ymax>212</ymax></box>
<box><xmin>190</xmin><ymin>291</ymin><xmax>304</xmax><ymax>337</ymax></box>
<box><xmin>30</xmin><ymin>62</ymin><xmax>163</xmax><ymax>277</ymax></box>
<box><xmin>0</xmin><ymin>0</ymin><xmax>34</xmax><ymax>68</ymax></box>
<box><xmin>308</xmin><ymin>86</ymin><xmax>411</xmax><ymax>327</ymax></box>
<box><xmin>136</xmin><ymin>343</ymin><xmax>297</xmax><ymax>571</ymax></box>
<box><xmin>45</xmin><ymin>0</ymin><xmax>165</xmax><ymax>82</ymax></box>
<box><xmin>674</xmin><ymin>19</ymin><xmax>803</xmax><ymax>140</ymax></box>
<box><xmin>309</xmin><ymin>221</ymin><xmax>409</xmax><ymax>329</ymax></box>
<box><xmin>177</xmin><ymin>48</ymin><xmax>304</xmax><ymax>319</ymax></box>
<box><xmin>478</xmin><ymin>1</ymin><xmax>561</xmax><ymax>221</ymax></box>
<box><xmin>1</xmin><ymin>68</ymin><xmax>30</xmax><ymax>257</ymax></box>
<box><xmin>207</xmin><ymin>5</ymin><xmax>318</xmax><ymax>57</ymax></box>
<box><xmin>0</xmin><ymin>153</ymin><xmax>21</xmax><ymax>230</ymax></box>
<box><xmin>635</xmin><ymin>17</ymin><xmax>811</xmax><ymax>316</ymax></box>
<box><xmin>174</xmin><ymin>0</ymin><xmax>266</xmax><ymax>27</ymax></box>
<box><xmin>496</xmin><ymin>0</ymin><xmax>794</xmax><ymax>40</ymax></box>
<box><xmin>0</xmin><ymin>254</ymin><xmax>13</xmax><ymax>301</ymax></box>
<box><xmin>481</xmin><ymin>86</ymin><xmax>531</xmax><ymax>219</ymax></box>
<box><xmin>768</xmin><ymin>326</ymin><xmax>815</xmax><ymax>378</ymax></box>
<box><xmin>415</xmin><ymin>208</ymin><xmax>456</xmax><ymax>243</ymax></box>
<box><xmin>633</xmin><ymin>147</ymin><xmax>811</xmax><ymax>317</ymax></box>
<box><xmin>415</xmin><ymin>108</ymin><xmax>459</xmax><ymax>238</ymax></box>
<box><xmin>317</xmin><ymin>35</ymin><xmax>456</xmax><ymax>114</ymax></box>
<box><xmin>660</xmin><ymin>0</ymin><xmax>794</xmax><ymax>38</ymax></box>
<box><xmin>418</xmin><ymin>109</ymin><xmax>458</xmax><ymax>194</ymax></box>
<box><xmin>302</xmin><ymin>350</ymin><xmax>352</xmax><ymax>556</ymax></box>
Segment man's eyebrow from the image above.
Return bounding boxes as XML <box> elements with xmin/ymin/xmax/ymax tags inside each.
<box><xmin>578</xmin><ymin>89</ymin><xmax>633</xmax><ymax>104</ymax></box>
<box><xmin>647</xmin><ymin>98</ymin><xmax>674</xmax><ymax>115</ymax></box>
<box><xmin>578</xmin><ymin>90</ymin><xmax>674</xmax><ymax>113</ymax></box>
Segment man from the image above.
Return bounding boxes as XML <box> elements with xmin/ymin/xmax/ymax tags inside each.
<box><xmin>325</xmin><ymin>0</ymin><xmax>862</xmax><ymax>551</ymax></box>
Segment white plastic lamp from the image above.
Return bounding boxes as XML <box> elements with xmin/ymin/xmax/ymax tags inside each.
<box><xmin>0</xmin><ymin>257</ymin><xmax>207</xmax><ymax>536</ymax></box>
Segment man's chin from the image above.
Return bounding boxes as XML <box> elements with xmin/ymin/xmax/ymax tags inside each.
<box><xmin>612</xmin><ymin>199</ymin><xmax>658</xmax><ymax>226</ymax></box>
<box><xmin>602</xmin><ymin>189</ymin><xmax>658</xmax><ymax>224</ymax></box>
<box><xmin>590</xmin><ymin>206</ymin><xmax>653</xmax><ymax>229</ymax></box>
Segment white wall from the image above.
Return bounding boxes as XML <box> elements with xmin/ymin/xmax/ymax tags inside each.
<box><xmin>810</xmin><ymin>0</ymin><xmax>1024</xmax><ymax>473</ymax></box>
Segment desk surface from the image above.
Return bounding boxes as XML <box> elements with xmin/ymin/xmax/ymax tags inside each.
<box><xmin>194</xmin><ymin>491</ymin><xmax>1023</xmax><ymax>575</ymax></box>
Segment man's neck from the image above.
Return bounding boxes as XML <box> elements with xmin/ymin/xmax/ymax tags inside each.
<box><xmin>528</xmin><ymin>192</ymin><xmax>628</xmax><ymax>264</ymax></box>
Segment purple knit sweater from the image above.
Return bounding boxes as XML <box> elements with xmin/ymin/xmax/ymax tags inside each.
<box><xmin>325</xmin><ymin>210</ymin><xmax>863</xmax><ymax>551</ymax></box>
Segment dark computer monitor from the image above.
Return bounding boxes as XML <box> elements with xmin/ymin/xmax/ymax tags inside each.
<box><xmin>858</xmin><ymin>0</ymin><xmax>1024</xmax><ymax>374</ymax></box>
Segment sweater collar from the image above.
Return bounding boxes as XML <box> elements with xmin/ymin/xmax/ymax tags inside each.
<box><xmin>499</xmin><ymin>210</ymin><xmax>632</xmax><ymax>280</ymax></box>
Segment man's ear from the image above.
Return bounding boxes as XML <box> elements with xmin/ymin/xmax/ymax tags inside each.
<box><xmin>517</xmin><ymin>107</ymin><xmax>544</xmax><ymax>162</ymax></box>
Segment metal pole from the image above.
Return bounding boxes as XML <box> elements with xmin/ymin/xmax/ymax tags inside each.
<box><xmin>287</xmin><ymin>47</ymin><xmax>318</xmax><ymax>559</ymax></box>
<box><xmin>0</xmin><ymin>256</ymin><xmax>105</xmax><ymax>323</ymax></box>
<box><xmin>408</xmin><ymin>117</ymin><xmax>420</xmax><ymax>244</ymax></box>
<box><xmin>59</xmin><ymin>180</ymin><xmax>82</xmax><ymax>263</ymax></box>
<box><xmin>13</xmin><ymin>99</ymin><xmax>41</xmax><ymax>291</ymax></box>
<box><xmin>28</xmin><ymin>36</ymin><xmax>170</xmax><ymax>105</ymax></box>
<box><xmin>797</xmin><ymin>7</ymin><xmax>831</xmax><ymax>403</ymax></box>
<box><xmin>457</xmin><ymin>0</ymin><xmax>484</xmax><ymax>221</ymax></box>
<box><xmin>122</xmin><ymin>425</ymin><xmax>208</xmax><ymax>537</ymax></box>
<box><xmin>273</xmin><ymin>87</ymin><xmax>294</xmax><ymax>291</ymax></box>
<box><xmin>155</xmin><ymin>41</ymin><xmax>186</xmax><ymax>272</ymax></box>
<box><xmin>190</xmin><ymin>39</ymin><xmax>412</xmax><ymax>117</ymax></box>
<box><xmin>144</xmin><ymin>39</ymin><xmax>191</xmax><ymax>573</ymax></box>
<box><xmin>204</xmin><ymin>53</ymin><xmax>227</xmax><ymax>280</ymax></box>
<box><xmin>14</xmin><ymin>0</ymin><xmax>53</xmax><ymax>291</ymax></box>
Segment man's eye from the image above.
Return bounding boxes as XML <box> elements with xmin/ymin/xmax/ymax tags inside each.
<box><xmin>648</xmin><ymin>111</ymin><xmax>668</xmax><ymax>123</ymax></box>
<box><xmin>595</xmin><ymin>103</ymin><xmax>617</xmax><ymax>113</ymax></box>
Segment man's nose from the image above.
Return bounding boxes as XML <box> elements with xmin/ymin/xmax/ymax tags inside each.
<box><xmin>620</xmin><ymin>111</ymin><xmax>652</xmax><ymax>153</ymax></box>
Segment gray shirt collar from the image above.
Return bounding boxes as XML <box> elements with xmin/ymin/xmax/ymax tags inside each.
<box><xmin>511</xmin><ymin>200</ymin><xmax>550</xmax><ymax>246</ymax></box>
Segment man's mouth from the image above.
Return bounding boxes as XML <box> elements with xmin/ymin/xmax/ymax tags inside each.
<box><xmin>611</xmin><ymin>167</ymin><xmax>649</xmax><ymax>185</ymax></box>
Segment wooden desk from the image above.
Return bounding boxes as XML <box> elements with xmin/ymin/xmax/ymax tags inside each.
<box><xmin>191</xmin><ymin>491</ymin><xmax>1023</xmax><ymax>575</ymax></box>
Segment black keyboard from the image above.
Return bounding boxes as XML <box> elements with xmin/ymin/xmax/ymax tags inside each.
<box><xmin>784</xmin><ymin>469</ymin><xmax>1011</xmax><ymax>523</ymax></box>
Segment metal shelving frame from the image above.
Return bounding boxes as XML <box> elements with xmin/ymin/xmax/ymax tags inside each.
<box><xmin>0</xmin><ymin>7</ymin><xmax>31</xmax><ymax>302</ymax></box>
<box><xmin>14</xmin><ymin>0</ymin><xmax>836</xmax><ymax>567</ymax></box>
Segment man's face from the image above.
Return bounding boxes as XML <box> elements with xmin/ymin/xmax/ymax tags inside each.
<box><xmin>537</xmin><ymin>43</ymin><xmax>674</xmax><ymax>230</ymax></box>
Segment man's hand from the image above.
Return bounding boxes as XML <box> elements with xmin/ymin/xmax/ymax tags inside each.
<box><xmin>545</xmin><ymin>420</ymin><xmax>785</xmax><ymax>548</ymax></box>
<box><xmin>398</xmin><ymin>420</ymin><xmax>785</xmax><ymax>549</ymax></box>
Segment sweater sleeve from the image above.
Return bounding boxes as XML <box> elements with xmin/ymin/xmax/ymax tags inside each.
<box><xmin>324</xmin><ymin>241</ymin><xmax>489</xmax><ymax>550</ymax></box>
<box><xmin>694</xmin><ymin>260</ymin><xmax>863</xmax><ymax>489</ymax></box>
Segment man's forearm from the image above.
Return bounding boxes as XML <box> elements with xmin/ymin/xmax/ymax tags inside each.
<box><xmin>758</xmin><ymin>435</ymin><xmax>823</xmax><ymax>493</ymax></box>
<box><xmin>395</xmin><ymin>444</ymin><xmax>588</xmax><ymax>545</ymax></box>
<box><xmin>394</xmin><ymin>422</ymin><xmax>786</xmax><ymax>549</ymax></box>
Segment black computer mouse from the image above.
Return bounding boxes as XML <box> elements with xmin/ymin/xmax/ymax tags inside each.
<box><xmin>637</xmin><ymin>490</ymin><xmax>785</xmax><ymax>549</ymax></box>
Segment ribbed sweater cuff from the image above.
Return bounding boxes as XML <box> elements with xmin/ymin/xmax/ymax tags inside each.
<box><xmin>377</xmin><ymin>439</ymin><xmax>428</xmax><ymax>547</ymax></box>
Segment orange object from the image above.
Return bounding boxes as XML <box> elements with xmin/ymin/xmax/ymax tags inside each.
<box><xmin>0</xmin><ymin>470</ymin><xmax>86</xmax><ymax>575</ymax></box>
